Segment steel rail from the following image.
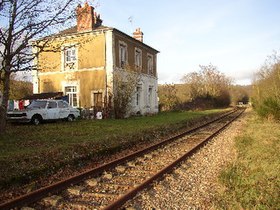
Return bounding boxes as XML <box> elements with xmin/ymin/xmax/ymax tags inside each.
<box><xmin>104</xmin><ymin>108</ymin><xmax>245</xmax><ymax>210</ymax></box>
<box><xmin>0</xmin><ymin>108</ymin><xmax>240</xmax><ymax>210</ymax></box>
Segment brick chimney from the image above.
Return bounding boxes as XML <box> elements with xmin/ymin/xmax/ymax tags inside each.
<box><xmin>133</xmin><ymin>28</ymin><xmax>144</xmax><ymax>42</ymax></box>
<box><xmin>76</xmin><ymin>2</ymin><xmax>102</xmax><ymax>32</ymax></box>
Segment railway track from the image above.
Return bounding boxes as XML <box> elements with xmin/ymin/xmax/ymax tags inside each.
<box><xmin>0</xmin><ymin>108</ymin><xmax>245</xmax><ymax>210</ymax></box>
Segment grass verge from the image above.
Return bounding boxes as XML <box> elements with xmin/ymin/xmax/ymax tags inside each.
<box><xmin>0</xmin><ymin>109</ymin><xmax>226</xmax><ymax>190</ymax></box>
<box><xmin>216</xmin><ymin>111</ymin><xmax>280</xmax><ymax>209</ymax></box>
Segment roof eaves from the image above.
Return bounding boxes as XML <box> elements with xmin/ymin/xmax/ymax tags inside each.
<box><xmin>112</xmin><ymin>28</ymin><xmax>160</xmax><ymax>53</ymax></box>
<box><xmin>35</xmin><ymin>25</ymin><xmax>113</xmax><ymax>41</ymax></box>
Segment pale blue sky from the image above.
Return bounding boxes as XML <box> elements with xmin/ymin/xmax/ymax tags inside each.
<box><xmin>95</xmin><ymin>0</ymin><xmax>280</xmax><ymax>85</ymax></box>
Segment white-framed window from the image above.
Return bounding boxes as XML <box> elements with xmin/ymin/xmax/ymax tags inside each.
<box><xmin>65</xmin><ymin>86</ymin><xmax>78</xmax><ymax>107</ymax></box>
<box><xmin>62</xmin><ymin>45</ymin><xmax>78</xmax><ymax>71</ymax></box>
<box><xmin>65</xmin><ymin>47</ymin><xmax>76</xmax><ymax>63</ymax></box>
<box><xmin>119</xmin><ymin>41</ymin><xmax>127</xmax><ymax>68</ymax></box>
<box><xmin>135</xmin><ymin>48</ymin><xmax>142</xmax><ymax>69</ymax></box>
<box><xmin>136</xmin><ymin>86</ymin><xmax>141</xmax><ymax>106</ymax></box>
<box><xmin>148</xmin><ymin>86</ymin><xmax>153</xmax><ymax>106</ymax></box>
<box><xmin>147</xmin><ymin>54</ymin><xmax>153</xmax><ymax>75</ymax></box>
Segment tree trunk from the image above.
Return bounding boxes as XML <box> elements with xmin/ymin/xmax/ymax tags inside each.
<box><xmin>0</xmin><ymin>71</ymin><xmax>11</xmax><ymax>135</ymax></box>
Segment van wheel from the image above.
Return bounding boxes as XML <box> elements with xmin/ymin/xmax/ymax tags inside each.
<box><xmin>67</xmin><ymin>114</ymin><xmax>75</xmax><ymax>122</ymax></box>
<box><xmin>31</xmin><ymin>115</ymin><xmax>42</xmax><ymax>125</ymax></box>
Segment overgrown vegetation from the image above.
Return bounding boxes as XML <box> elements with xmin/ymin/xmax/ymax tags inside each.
<box><xmin>159</xmin><ymin>64</ymin><xmax>233</xmax><ymax>111</ymax></box>
<box><xmin>181</xmin><ymin>64</ymin><xmax>232</xmax><ymax>108</ymax></box>
<box><xmin>158</xmin><ymin>83</ymin><xmax>179</xmax><ymax>111</ymax></box>
<box><xmin>216</xmin><ymin>112</ymin><xmax>280</xmax><ymax>209</ymax></box>
<box><xmin>113</xmin><ymin>66</ymin><xmax>140</xmax><ymax>118</ymax></box>
<box><xmin>0</xmin><ymin>109</ymin><xmax>226</xmax><ymax>190</ymax></box>
<box><xmin>0</xmin><ymin>75</ymin><xmax>32</xmax><ymax>100</ymax></box>
<box><xmin>252</xmin><ymin>52</ymin><xmax>280</xmax><ymax>120</ymax></box>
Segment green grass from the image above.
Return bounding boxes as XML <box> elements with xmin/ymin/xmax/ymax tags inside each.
<box><xmin>216</xmin><ymin>111</ymin><xmax>280</xmax><ymax>209</ymax></box>
<box><xmin>0</xmin><ymin>109</ymin><xmax>226</xmax><ymax>189</ymax></box>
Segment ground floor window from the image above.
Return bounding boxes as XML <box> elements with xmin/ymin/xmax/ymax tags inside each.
<box><xmin>65</xmin><ymin>86</ymin><xmax>78</xmax><ymax>107</ymax></box>
<box><xmin>148</xmin><ymin>86</ymin><xmax>153</xmax><ymax>106</ymax></box>
<box><xmin>136</xmin><ymin>86</ymin><xmax>141</xmax><ymax>106</ymax></box>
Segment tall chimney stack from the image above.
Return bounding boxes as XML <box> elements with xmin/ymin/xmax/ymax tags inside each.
<box><xmin>76</xmin><ymin>2</ymin><xmax>102</xmax><ymax>32</ymax></box>
<box><xmin>133</xmin><ymin>28</ymin><xmax>144</xmax><ymax>42</ymax></box>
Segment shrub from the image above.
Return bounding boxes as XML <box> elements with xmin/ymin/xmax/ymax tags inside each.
<box><xmin>257</xmin><ymin>97</ymin><xmax>280</xmax><ymax>120</ymax></box>
<box><xmin>252</xmin><ymin>52</ymin><xmax>280</xmax><ymax>120</ymax></box>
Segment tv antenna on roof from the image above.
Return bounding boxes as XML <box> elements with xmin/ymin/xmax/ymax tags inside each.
<box><xmin>94</xmin><ymin>0</ymin><xmax>100</xmax><ymax>8</ymax></box>
<box><xmin>88</xmin><ymin>0</ymin><xmax>100</xmax><ymax>8</ymax></box>
<box><xmin>128</xmin><ymin>16</ymin><xmax>133</xmax><ymax>34</ymax></box>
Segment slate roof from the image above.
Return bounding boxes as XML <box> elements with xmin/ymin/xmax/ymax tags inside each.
<box><xmin>49</xmin><ymin>24</ymin><xmax>159</xmax><ymax>53</ymax></box>
<box><xmin>56</xmin><ymin>25</ymin><xmax>110</xmax><ymax>36</ymax></box>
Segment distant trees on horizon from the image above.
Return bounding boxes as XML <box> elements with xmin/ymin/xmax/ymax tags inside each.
<box><xmin>159</xmin><ymin>64</ymin><xmax>246</xmax><ymax>111</ymax></box>
<box><xmin>159</xmin><ymin>51</ymin><xmax>280</xmax><ymax>122</ymax></box>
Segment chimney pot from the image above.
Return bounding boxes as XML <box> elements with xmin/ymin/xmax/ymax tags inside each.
<box><xmin>133</xmin><ymin>28</ymin><xmax>144</xmax><ymax>42</ymax></box>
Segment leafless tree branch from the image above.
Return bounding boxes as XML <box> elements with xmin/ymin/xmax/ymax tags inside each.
<box><xmin>0</xmin><ymin>0</ymin><xmax>79</xmax><ymax>133</ymax></box>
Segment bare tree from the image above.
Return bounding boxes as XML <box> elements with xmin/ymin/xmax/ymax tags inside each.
<box><xmin>181</xmin><ymin>64</ymin><xmax>232</xmax><ymax>107</ymax></box>
<box><xmin>0</xmin><ymin>0</ymin><xmax>78</xmax><ymax>133</ymax></box>
<box><xmin>181</xmin><ymin>72</ymin><xmax>203</xmax><ymax>100</ymax></box>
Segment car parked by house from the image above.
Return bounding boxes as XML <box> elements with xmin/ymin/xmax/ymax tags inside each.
<box><xmin>7</xmin><ymin>99</ymin><xmax>80</xmax><ymax>125</ymax></box>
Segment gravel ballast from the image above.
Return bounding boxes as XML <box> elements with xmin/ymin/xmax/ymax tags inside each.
<box><xmin>124</xmin><ymin>110</ymin><xmax>248</xmax><ymax>209</ymax></box>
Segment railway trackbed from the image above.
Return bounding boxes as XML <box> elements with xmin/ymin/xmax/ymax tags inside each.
<box><xmin>0</xmin><ymin>108</ymin><xmax>245</xmax><ymax>210</ymax></box>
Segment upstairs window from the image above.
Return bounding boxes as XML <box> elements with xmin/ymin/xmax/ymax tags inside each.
<box><xmin>65</xmin><ymin>47</ymin><xmax>76</xmax><ymax>63</ymax></box>
<box><xmin>119</xmin><ymin>42</ymin><xmax>127</xmax><ymax>68</ymax></box>
<box><xmin>147</xmin><ymin>54</ymin><xmax>153</xmax><ymax>75</ymax></box>
<box><xmin>63</xmin><ymin>46</ymin><xmax>77</xmax><ymax>71</ymax></box>
<box><xmin>135</xmin><ymin>48</ymin><xmax>142</xmax><ymax>70</ymax></box>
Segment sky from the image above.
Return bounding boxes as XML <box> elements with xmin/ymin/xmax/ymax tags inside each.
<box><xmin>94</xmin><ymin>0</ymin><xmax>280</xmax><ymax>85</ymax></box>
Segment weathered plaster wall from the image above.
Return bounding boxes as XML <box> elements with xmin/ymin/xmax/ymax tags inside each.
<box><xmin>38</xmin><ymin>33</ymin><xmax>105</xmax><ymax>72</ymax></box>
<box><xmin>37</xmin><ymin>32</ymin><xmax>107</xmax><ymax>107</ymax></box>
<box><xmin>39</xmin><ymin>69</ymin><xmax>106</xmax><ymax>107</ymax></box>
<box><xmin>114</xmin><ymin>33</ymin><xmax>157</xmax><ymax>77</ymax></box>
<box><xmin>78</xmin><ymin>34</ymin><xmax>105</xmax><ymax>69</ymax></box>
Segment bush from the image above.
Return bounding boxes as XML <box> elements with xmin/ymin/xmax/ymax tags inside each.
<box><xmin>252</xmin><ymin>52</ymin><xmax>280</xmax><ymax>120</ymax></box>
<box><xmin>257</xmin><ymin>97</ymin><xmax>280</xmax><ymax>120</ymax></box>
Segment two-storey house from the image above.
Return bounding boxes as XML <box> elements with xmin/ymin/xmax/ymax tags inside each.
<box><xmin>32</xmin><ymin>2</ymin><xmax>159</xmax><ymax>117</ymax></box>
